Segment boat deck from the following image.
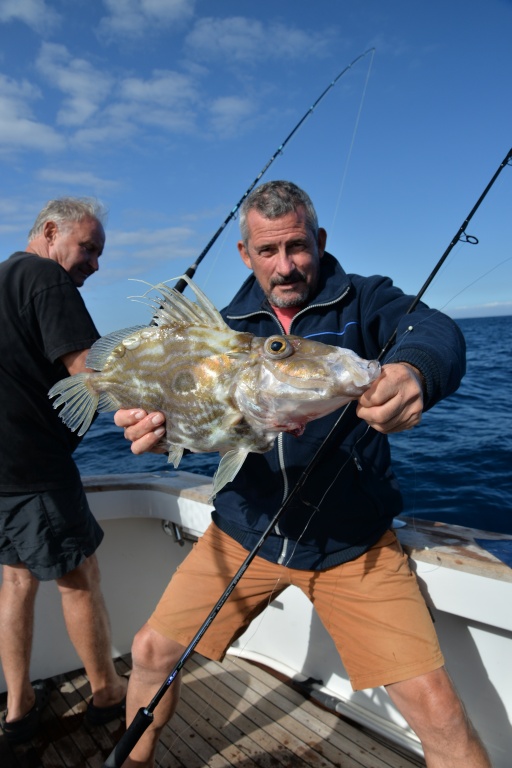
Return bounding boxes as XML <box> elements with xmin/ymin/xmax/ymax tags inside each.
<box><xmin>0</xmin><ymin>653</ymin><xmax>425</xmax><ymax>768</ymax></box>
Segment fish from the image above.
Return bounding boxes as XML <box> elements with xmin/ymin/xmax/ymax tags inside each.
<box><xmin>49</xmin><ymin>276</ymin><xmax>381</xmax><ymax>497</ymax></box>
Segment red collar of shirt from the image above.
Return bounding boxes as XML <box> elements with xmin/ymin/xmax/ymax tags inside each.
<box><xmin>271</xmin><ymin>305</ymin><xmax>301</xmax><ymax>334</ymax></box>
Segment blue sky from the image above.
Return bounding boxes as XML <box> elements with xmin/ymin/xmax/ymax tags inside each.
<box><xmin>1</xmin><ymin>0</ymin><xmax>511</xmax><ymax>335</ymax></box>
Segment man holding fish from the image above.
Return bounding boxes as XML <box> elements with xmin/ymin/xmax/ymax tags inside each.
<box><xmin>115</xmin><ymin>181</ymin><xmax>490</xmax><ymax>767</ymax></box>
<box><xmin>0</xmin><ymin>199</ymin><xmax>126</xmax><ymax>742</ymax></box>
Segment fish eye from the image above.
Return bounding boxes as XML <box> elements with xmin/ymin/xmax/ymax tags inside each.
<box><xmin>264</xmin><ymin>336</ymin><xmax>294</xmax><ymax>360</ymax></box>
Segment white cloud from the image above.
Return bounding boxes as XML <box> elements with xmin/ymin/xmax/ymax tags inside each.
<box><xmin>120</xmin><ymin>69</ymin><xmax>197</xmax><ymax>107</ymax></box>
<box><xmin>108</xmin><ymin>226</ymin><xmax>195</xmax><ymax>250</ymax></box>
<box><xmin>70</xmin><ymin>121</ymin><xmax>139</xmax><ymax>147</ymax></box>
<box><xmin>33</xmin><ymin>44</ymin><xmax>202</xmax><ymax>145</ymax></box>
<box><xmin>36</xmin><ymin>168</ymin><xmax>119</xmax><ymax>192</ymax></box>
<box><xmin>0</xmin><ymin>197</ymin><xmax>35</xmax><ymax>237</ymax></box>
<box><xmin>450</xmin><ymin>301</ymin><xmax>512</xmax><ymax>319</ymax></box>
<box><xmin>88</xmin><ymin>225</ymin><xmax>200</xmax><ymax>285</ymax></box>
<box><xmin>113</xmin><ymin>69</ymin><xmax>200</xmax><ymax>132</ymax></box>
<box><xmin>0</xmin><ymin>73</ymin><xmax>61</xmax><ymax>151</ymax></box>
<box><xmin>0</xmin><ymin>0</ymin><xmax>60</xmax><ymax>34</ymax></box>
<box><xmin>209</xmin><ymin>96</ymin><xmax>256</xmax><ymax>138</ymax></box>
<box><xmin>116</xmin><ymin>226</ymin><xmax>198</xmax><ymax>260</ymax></box>
<box><xmin>186</xmin><ymin>17</ymin><xmax>331</xmax><ymax>63</ymax></box>
<box><xmin>36</xmin><ymin>43</ymin><xmax>113</xmax><ymax>126</ymax></box>
<box><xmin>2</xmin><ymin>17</ymin><xmax>305</xmax><ymax>158</ymax></box>
<box><xmin>99</xmin><ymin>0</ymin><xmax>195</xmax><ymax>39</ymax></box>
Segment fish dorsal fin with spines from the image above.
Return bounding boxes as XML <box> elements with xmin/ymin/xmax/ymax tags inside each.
<box><xmin>152</xmin><ymin>276</ymin><xmax>229</xmax><ymax>332</ymax></box>
<box><xmin>86</xmin><ymin>326</ymin><xmax>147</xmax><ymax>371</ymax></box>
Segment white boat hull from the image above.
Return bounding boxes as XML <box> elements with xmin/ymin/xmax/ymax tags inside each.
<box><xmin>1</xmin><ymin>470</ymin><xmax>511</xmax><ymax>767</ymax></box>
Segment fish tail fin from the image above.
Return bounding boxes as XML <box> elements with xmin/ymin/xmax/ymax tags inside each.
<box><xmin>48</xmin><ymin>374</ymin><xmax>99</xmax><ymax>437</ymax></box>
<box><xmin>210</xmin><ymin>448</ymin><xmax>249</xmax><ymax>501</ymax></box>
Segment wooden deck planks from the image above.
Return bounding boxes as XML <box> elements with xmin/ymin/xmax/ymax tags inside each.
<box><xmin>188</xmin><ymin>656</ymin><xmax>425</xmax><ymax>768</ymax></box>
<box><xmin>184</xmin><ymin>656</ymin><xmax>358</xmax><ymax>768</ymax></box>
<box><xmin>0</xmin><ymin>654</ymin><xmax>425</xmax><ymax>768</ymax></box>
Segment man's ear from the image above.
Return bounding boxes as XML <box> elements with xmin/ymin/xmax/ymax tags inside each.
<box><xmin>43</xmin><ymin>220</ymin><xmax>58</xmax><ymax>245</ymax></box>
<box><xmin>317</xmin><ymin>227</ymin><xmax>327</xmax><ymax>257</ymax></box>
<box><xmin>237</xmin><ymin>240</ymin><xmax>252</xmax><ymax>270</ymax></box>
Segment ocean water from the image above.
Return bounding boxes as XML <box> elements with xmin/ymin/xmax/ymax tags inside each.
<box><xmin>74</xmin><ymin>315</ymin><xmax>512</xmax><ymax>534</ymax></box>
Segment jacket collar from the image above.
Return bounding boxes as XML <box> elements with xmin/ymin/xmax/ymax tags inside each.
<box><xmin>224</xmin><ymin>252</ymin><xmax>351</xmax><ymax>319</ymax></box>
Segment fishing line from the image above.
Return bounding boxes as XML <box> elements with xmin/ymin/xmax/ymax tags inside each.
<box><xmin>430</xmin><ymin>254</ymin><xmax>512</xmax><ymax>318</ymax></box>
<box><xmin>329</xmin><ymin>48</ymin><xmax>375</xmax><ymax>235</ymax></box>
<box><xmin>377</xmin><ymin>147</ymin><xmax>512</xmax><ymax>360</ymax></box>
<box><xmin>103</xmin><ymin>138</ymin><xmax>511</xmax><ymax>768</ymax></box>
<box><xmin>171</xmin><ymin>48</ymin><xmax>375</xmax><ymax>295</ymax></box>
<box><xmin>378</xmin><ymin>249</ymin><xmax>512</xmax><ymax>367</ymax></box>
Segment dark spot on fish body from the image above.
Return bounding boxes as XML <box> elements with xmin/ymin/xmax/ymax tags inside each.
<box><xmin>173</xmin><ymin>371</ymin><xmax>196</xmax><ymax>393</ymax></box>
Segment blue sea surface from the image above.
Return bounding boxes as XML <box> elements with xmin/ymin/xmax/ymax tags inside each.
<box><xmin>74</xmin><ymin>315</ymin><xmax>512</xmax><ymax>534</ymax></box>
<box><xmin>388</xmin><ymin>315</ymin><xmax>511</xmax><ymax>533</ymax></box>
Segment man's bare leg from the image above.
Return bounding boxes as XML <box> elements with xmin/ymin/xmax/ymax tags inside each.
<box><xmin>122</xmin><ymin>624</ymin><xmax>186</xmax><ymax>768</ymax></box>
<box><xmin>0</xmin><ymin>564</ymin><xmax>39</xmax><ymax>720</ymax></box>
<box><xmin>57</xmin><ymin>554</ymin><xmax>126</xmax><ymax>707</ymax></box>
<box><xmin>386</xmin><ymin>666</ymin><xmax>491</xmax><ymax>767</ymax></box>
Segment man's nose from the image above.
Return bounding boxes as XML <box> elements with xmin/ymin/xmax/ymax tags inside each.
<box><xmin>275</xmin><ymin>249</ymin><xmax>295</xmax><ymax>273</ymax></box>
<box><xmin>89</xmin><ymin>255</ymin><xmax>100</xmax><ymax>272</ymax></box>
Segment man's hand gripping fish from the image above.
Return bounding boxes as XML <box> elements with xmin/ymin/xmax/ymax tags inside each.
<box><xmin>49</xmin><ymin>277</ymin><xmax>381</xmax><ymax>497</ymax></box>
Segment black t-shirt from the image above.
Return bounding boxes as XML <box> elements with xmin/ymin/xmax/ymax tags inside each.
<box><xmin>0</xmin><ymin>252</ymin><xmax>100</xmax><ymax>491</ymax></box>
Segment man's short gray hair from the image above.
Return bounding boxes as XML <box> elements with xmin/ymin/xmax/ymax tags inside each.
<box><xmin>28</xmin><ymin>197</ymin><xmax>108</xmax><ymax>241</ymax></box>
<box><xmin>239</xmin><ymin>181</ymin><xmax>318</xmax><ymax>246</ymax></box>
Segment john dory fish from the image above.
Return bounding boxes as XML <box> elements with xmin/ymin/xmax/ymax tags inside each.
<box><xmin>49</xmin><ymin>277</ymin><xmax>380</xmax><ymax>497</ymax></box>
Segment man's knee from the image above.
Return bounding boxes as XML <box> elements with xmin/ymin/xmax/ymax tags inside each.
<box><xmin>387</xmin><ymin>667</ymin><xmax>469</xmax><ymax>735</ymax></box>
<box><xmin>1</xmin><ymin>563</ymin><xmax>39</xmax><ymax>595</ymax></box>
<box><xmin>131</xmin><ymin>624</ymin><xmax>186</xmax><ymax>676</ymax></box>
<box><xmin>56</xmin><ymin>554</ymin><xmax>101</xmax><ymax>592</ymax></box>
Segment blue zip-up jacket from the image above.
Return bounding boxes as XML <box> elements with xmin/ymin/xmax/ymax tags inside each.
<box><xmin>212</xmin><ymin>253</ymin><xmax>466</xmax><ymax>570</ymax></box>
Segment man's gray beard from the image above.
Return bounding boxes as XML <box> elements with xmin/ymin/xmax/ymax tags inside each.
<box><xmin>269</xmin><ymin>284</ymin><xmax>310</xmax><ymax>308</ymax></box>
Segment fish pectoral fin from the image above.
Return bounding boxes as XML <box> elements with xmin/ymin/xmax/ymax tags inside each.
<box><xmin>167</xmin><ymin>445</ymin><xmax>184</xmax><ymax>468</ymax></box>
<box><xmin>210</xmin><ymin>449</ymin><xmax>249</xmax><ymax>501</ymax></box>
<box><xmin>48</xmin><ymin>373</ymin><xmax>98</xmax><ymax>437</ymax></box>
<box><xmin>221</xmin><ymin>412</ymin><xmax>244</xmax><ymax>429</ymax></box>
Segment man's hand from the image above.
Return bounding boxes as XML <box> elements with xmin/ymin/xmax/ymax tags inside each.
<box><xmin>356</xmin><ymin>363</ymin><xmax>424</xmax><ymax>434</ymax></box>
<box><xmin>114</xmin><ymin>409</ymin><xmax>167</xmax><ymax>454</ymax></box>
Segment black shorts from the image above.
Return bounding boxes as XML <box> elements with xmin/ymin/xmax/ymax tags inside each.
<box><xmin>0</xmin><ymin>484</ymin><xmax>104</xmax><ymax>580</ymax></box>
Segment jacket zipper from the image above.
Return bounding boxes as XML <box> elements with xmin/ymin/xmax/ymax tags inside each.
<box><xmin>275</xmin><ymin>287</ymin><xmax>351</xmax><ymax>564</ymax></box>
<box><xmin>288</xmin><ymin>286</ymin><xmax>351</xmax><ymax>333</ymax></box>
<box><xmin>226</xmin><ymin>284</ymin><xmax>351</xmax><ymax>332</ymax></box>
<box><xmin>228</xmin><ymin>285</ymin><xmax>352</xmax><ymax>566</ymax></box>
<box><xmin>275</xmin><ymin>433</ymin><xmax>289</xmax><ymax>564</ymax></box>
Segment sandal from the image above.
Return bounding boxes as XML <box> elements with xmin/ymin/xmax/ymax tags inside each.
<box><xmin>85</xmin><ymin>696</ymin><xmax>126</xmax><ymax>725</ymax></box>
<box><xmin>0</xmin><ymin>680</ymin><xmax>50</xmax><ymax>744</ymax></box>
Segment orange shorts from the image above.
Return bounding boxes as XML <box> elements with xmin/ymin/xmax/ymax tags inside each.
<box><xmin>148</xmin><ymin>523</ymin><xmax>444</xmax><ymax>690</ymax></box>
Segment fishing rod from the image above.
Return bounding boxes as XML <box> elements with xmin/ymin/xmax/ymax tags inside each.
<box><xmin>378</xmin><ymin>146</ymin><xmax>512</xmax><ymax>360</ymax></box>
<box><xmin>103</xmin><ymin>149</ymin><xmax>511</xmax><ymax>767</ymax></box>
<box><xmin>172</xmin><ymin>47</ymin><xmax>375</xmax><ymax>294</ymax></box>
